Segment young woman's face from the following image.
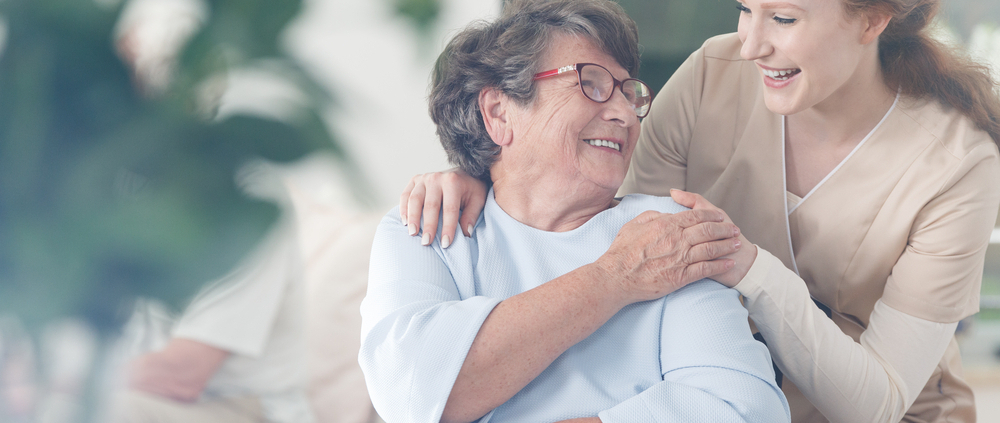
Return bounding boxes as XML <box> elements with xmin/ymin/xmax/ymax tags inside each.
<box><xmin>736</xmin><ymin>0</ymin><xmax>876</xmax><ymax>116</ymax></box>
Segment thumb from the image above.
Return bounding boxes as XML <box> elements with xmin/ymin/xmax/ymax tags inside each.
<box><xmin>670</xmin><ymin>189</ymin><xmax>698</xmax><ymax>208</ymax></box>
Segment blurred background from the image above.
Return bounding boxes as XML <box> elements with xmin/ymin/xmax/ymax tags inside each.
<box><xmin>1</xmin><ymin>0</ymin><xmax>999</xmax><ymax>422</ymax></box>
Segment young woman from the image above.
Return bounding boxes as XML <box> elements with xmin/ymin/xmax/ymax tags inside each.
<box><xmin>400</xmin><ymin>0</ymin><xmax>1000</xmax><ymax>421</ymax></box>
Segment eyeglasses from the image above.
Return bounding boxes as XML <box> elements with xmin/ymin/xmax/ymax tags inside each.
<box><xmin>533</xmin><ymin>63</ymin><xmax>652</xmax><ymax>118</ymax></box>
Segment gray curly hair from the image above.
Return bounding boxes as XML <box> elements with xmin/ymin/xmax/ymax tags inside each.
<box><xmin>429</xmin><ymin>0</ymin><xmax>641</xmax><ymax>182</ymax></box>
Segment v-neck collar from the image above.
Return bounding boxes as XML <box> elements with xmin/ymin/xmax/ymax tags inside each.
<box><xmin>784</xmin><ymin>92</ymin><xmax>900</xmax><ymax>215</ymax></box>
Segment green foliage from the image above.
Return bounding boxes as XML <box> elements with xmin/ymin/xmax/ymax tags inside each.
<box><xmin>394</xmin><ymin>0</ymin><xmax>441</xmax><ymax>34</ymax></box>
<box><xmin>0</xmin><ymin>0</ymin><xmax>342</xmax><ymax>333</ymax></box>
<box><xmin>616</xmin><ymin>0</ymin><xmax>738</xmax><ymax>92</ymax></box>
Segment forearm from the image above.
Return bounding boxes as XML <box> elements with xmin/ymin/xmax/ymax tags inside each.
<box><xmin>736</xmin><ymin>249</ymin><xmax>953</xmax><ymax>423</ymax></box>
<box><xmin>443</xmin><ymin>263</ymin><xmax>628</xmax><ymax>423</ymax></box>
<box><xmin>128</xmin><ymin>338</ymin><xmax>228</xmax><ymax>402</ymax></box>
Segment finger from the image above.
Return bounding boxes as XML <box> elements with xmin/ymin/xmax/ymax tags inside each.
<box><xmin>420</xmin><ymin>180</ymin><xmax>444</xmax><ymax>246</ymax></box>
<box><xmin>406</xmin><ymin>180</ymin><xmax>428</xmax><ymax>236</ymax></box>
<box><xmin>684</xmin><ymin>238</ymin><xmax>742</xmax><ymax>264</ymax></box>
<box><xmin>683</xmin><ymin>258</ymin><xmax>735</xmax><ymax>282</ymax></box>
<box><xmin>400</xmin><ymin>178</ymin><xmax>416</xmax><ymax>224</ymax></box>
<box><xmin>666</xmin><ymin>209</ymin><xmax>725</xmax><ymax>229</ymax></box>
<box><xmin>683</xmin><ymin>221</ymin><xmax>740</xmax><ymax>245</ymax></box>
<box><xmin>672</xmin><ymin>190</ymin><xmax>733</xmax><ymax>223</ymax></box>
<box><xmin>628</xmin><ymin>210</ymin><xmax>665</xmax><ymax>226</ymax></box>
<box><xmin>440</xmin><ymin>182</ymin><xmax>461</xmax><ymax>248</ymax></box>
<box><xmin>685</xmin><ymin>192</ymin><xmax>717</xmax><ymax>211</ymax></box>
<box><xmin>459</xmin><ymin>181</ymin><xmax>488</xmax><ymax>237</ymax></box>
<box><xmin>669</xmin><ymin>188</ymin><xmax>698</xmax><ymax>209</ymax></box>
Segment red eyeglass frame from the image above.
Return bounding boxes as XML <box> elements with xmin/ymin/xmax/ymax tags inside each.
<box><xmin>532</xmin><ymin>62</ymin><xmax>652</xmax><ymax>118</ymax></box>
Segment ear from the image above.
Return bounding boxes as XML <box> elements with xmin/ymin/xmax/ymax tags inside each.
<box><xmin>479</xmin><ymin>87</ymin><xmax>514</xmax><ymax>147</ymax></box>
<box><xmin>861</xmin><ymin>13</ymin><xmax>891</xmax><ymax>45</ymax></box>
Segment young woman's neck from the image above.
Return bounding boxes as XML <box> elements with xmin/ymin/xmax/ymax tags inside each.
<box><xmin>791</xmin><ymin>50</ymin><xmax>895</xmax><ymax>146</ymax></box>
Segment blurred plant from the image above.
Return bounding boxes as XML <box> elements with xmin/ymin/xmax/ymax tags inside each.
<box><xmin>0</xmin><ymin>0</ymin><xmax>348</xmax><ymax>338</ymax></box>
<box><xmin>393</xmin><ymin>0</ymin><xmax>441</xmax><ymax>36</ymax></box>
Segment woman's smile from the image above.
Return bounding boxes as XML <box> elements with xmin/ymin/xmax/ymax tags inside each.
<box><xmin>760</xmin><ymin>67</ymin><xmax>800</xmax><ymax>81</ymax></box>
<box><xmin>584</xmin><ymin>138</ymin><xmax>622</xmax><ymax>153</ymax></box>
<box><xmin>759</xmin><ymin>63</ymin><xmax>802</xmax><ymax>89</ymax></box>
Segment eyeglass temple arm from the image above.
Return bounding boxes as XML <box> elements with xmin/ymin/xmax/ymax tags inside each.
<box><xmin>533</xmin><ymin>64</ymin><xmax>577</xmax><ymax>80</ymax></box>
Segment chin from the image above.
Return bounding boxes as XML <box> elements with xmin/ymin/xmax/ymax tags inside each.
<box><xmin>598</xmin><ymin>176</ymin><xmax>627</xmax><ymax>192</ymax></box>
<box><xmin>762</xmin><ymin>96</ymin><xmax>802</xmax><ymax>117</ymax></box>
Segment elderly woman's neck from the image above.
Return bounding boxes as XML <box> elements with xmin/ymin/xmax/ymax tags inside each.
<box><xmin>491</xmin><ymin>178</ymin><xmax>618</xmax><ymax>232</ymax></box>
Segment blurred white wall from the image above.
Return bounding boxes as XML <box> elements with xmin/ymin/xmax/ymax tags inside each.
<box><xmin>284</xmin><ymin>0</ymin><xmax>502</xmax><ymax>209</ymax></box>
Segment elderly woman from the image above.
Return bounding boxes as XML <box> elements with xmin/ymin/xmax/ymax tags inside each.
<box><xmin>398</xmin><ymin>0</ymin><xmax>1000</xmax><ymax>421</ymax></box>
<box><xmin>358</xmin><ymin>1</ymin><xmax>789</xmax><ymax>422</ymax></box>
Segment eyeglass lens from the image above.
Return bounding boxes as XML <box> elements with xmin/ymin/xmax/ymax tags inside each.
<box><xmin>579</xmin><ymin>64</ymin><xmax>651</xmax><ymax>117</ymax></box>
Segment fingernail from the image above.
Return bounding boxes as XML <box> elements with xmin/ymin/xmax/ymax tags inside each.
<box><xmin>422</xmin><ymin>232</ymin><xmax>431</xmax><ymax>246</ymax></box>
<box><xmin>734</xmin><ymin>240</ymin><xmax>742</xmax><ymax>249</ymax></box>
<box><xmin>442</xmin><ymin>235</ymin><xmax>452</xmax><ymax>249</ymax></box>
<box><xmin>467</xmin><ymin>224</ymin><xmax>475</xmax><ymax>236</ymax></box>
<box><xmin>401</xmin><ymin>214</ymin><xmax>407</xmax><ymax>225</ymax></box>
<box><xmin>733</xmin><ymin>227</ymin><xmax>740</xmax><ymax>237</ymax></box>
<box><xmin>409</xmin><ymin>225</ymin><xmax>418</xmax><ymax>236</ymax></box>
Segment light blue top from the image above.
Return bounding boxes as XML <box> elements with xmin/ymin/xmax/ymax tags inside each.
<box><xmin>359</xmin><ymin>190</ymin><xmax>790</xmax><ymax>423</ymax></box>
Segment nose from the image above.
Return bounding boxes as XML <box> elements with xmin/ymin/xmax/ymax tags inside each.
<box><xmin>602</xmin><ymin>88</ymin><xmax>639</xmax><ymax>128</ymax></box>
<box><xmin>738</xmin><ymin>17</ymin><xmax>772</xmax><ymax>61</ymax></box>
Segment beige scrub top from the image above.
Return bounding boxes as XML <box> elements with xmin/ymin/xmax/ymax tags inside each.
<box><xmin>620</xmin><ymin>33</ymin><xmax>1000</xmax><ymax>422</ymax></box>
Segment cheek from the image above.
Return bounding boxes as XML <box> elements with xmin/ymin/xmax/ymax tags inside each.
<box><xmin>628</xmin><ymin>125</ymin><xmax>640</xmax><ymax>144</ymax></box>
<box><xmin>802</xmin><ymin>47</ymin><xmax>849</xmax><ymax>87</ymax></box>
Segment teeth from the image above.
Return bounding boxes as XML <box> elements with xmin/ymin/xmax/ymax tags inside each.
<box><xmin>586</xmin><ymin>139</ymin><xmax>620</xmax><ymax>152</ymax></box>
<box><xmin>762</xmin><ymin>68</ymin><xmax>799</xmax><ymax>81</ymax></box>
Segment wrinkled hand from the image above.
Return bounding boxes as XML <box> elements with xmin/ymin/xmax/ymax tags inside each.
<box><xmin>670</xmin><ymin>190</ymin><xmax>757</xmax><ymax>287</ymax></box>
<box><xmin>595</xmin><ymin>208</ymin><xmax>743</xmax><ymax>305</ymax></box>
<box><xmin>400</xmin><ymin>168</ymin><xmax>488</xmax><ymax>248</ymax></box>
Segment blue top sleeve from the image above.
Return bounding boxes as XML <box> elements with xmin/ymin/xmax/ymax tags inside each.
<box><xmin>359</xmin><ymin>209</ymin><xmax>500</xmax><ymax>423</ymax></box>
<box><xmin>599</xmin><ymin>281</ymin><xmax>790</xmax><ymax>423</ymax></box>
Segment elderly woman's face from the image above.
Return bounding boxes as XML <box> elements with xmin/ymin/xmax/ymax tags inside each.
<box><xmin>503</xmin><ymin>33</ymin><xmax>641</xmax><ymax>193</ymax></box>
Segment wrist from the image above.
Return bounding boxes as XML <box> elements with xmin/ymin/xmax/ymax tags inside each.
<box><xmin>585</xmin><ymin>261</ymin><xmax>636</xmax><ymax>311</ymax></box>
<box><xmin>737</xmin><ymin>243</ymin><xmax>758</xmax><ymax>280</ymax></box>
<box><xmin>713</xmin><ymin>242</ymin><xmax>758</xmax><ymax>288</ymax></box>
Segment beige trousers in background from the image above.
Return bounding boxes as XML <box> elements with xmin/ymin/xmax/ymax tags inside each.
<box><xmin>110</xmin><ymin>391</ymin><xmax>264</xmax><ymax>423</ymax></box>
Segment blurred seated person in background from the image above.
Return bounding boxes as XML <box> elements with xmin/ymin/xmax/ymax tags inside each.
<box><xmin>110</xmin><ymin>1</ymin><xmax>313</xmax><ymax>421</ymax></box>
<box><xmin>358</xmin><ymin>1</ymin><xmax>790</xmax><ymax>422</ymax></box>
<box><xmin>112</xmin><ymin>217</ymin><xmax>313</xmax><ymax>423</ymax></box>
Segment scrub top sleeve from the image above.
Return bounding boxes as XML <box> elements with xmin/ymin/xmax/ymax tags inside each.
<box><xmin>883</xmin><ymin>142</ymin><xmax>1000</xmax><ymax>323</ymax></box>
<box><xmin>598</xmin><ymin>280</ymin><xmax>789</xmax><ymax>423</ymax></box>
<box><xmin>359</xmin><ymin>208</ymin><xmax>500</xmax><ymax>423</ymax></box>
<box><xmin>736</xmin><ymin>248</ymin><xmax>961</xmax><ymax>423</ymax></box>
<box><xmin>619</xmin><ymin>41</ymin><xmax>707</xmax><ymax>197</ymax></box>
<box><xmin>173</xmin><ymin>222</ymin><xmax>298</xmax><ymax>358</ymax></box>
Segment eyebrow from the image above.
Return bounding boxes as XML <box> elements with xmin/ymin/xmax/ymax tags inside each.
<box><xmin>759</xmin><ymin>2</ymin><xmax>805</xmax><ymax>11</ymax></box>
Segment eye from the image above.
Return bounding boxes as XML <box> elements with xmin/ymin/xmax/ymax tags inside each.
<box><xmin>735</xmin><ymin>3</ymin><xmax>751</xmax><ymax>14</ymax></box>
<box><xmin>773</xmin><ymin>15</ymin><xmax>796</xmax><ymax>25</ymax></box>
